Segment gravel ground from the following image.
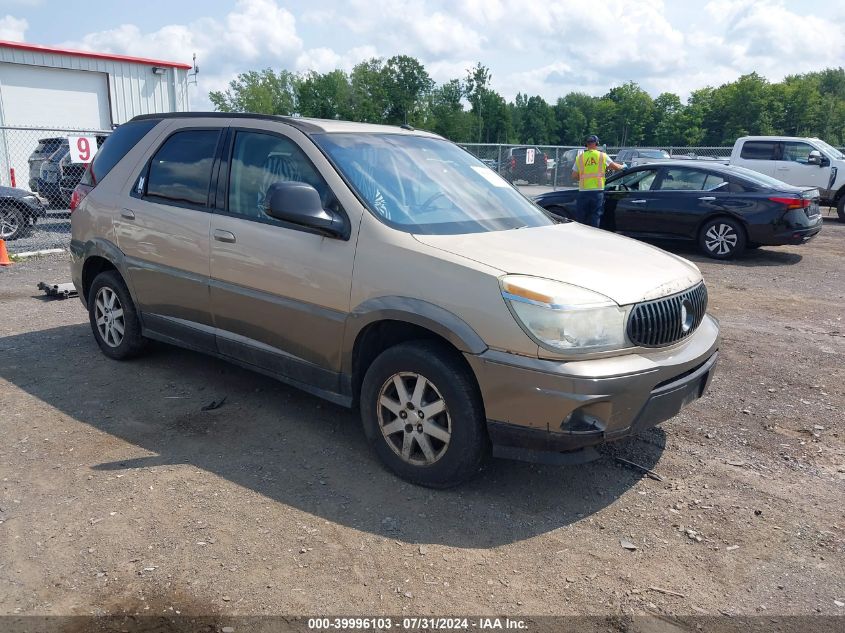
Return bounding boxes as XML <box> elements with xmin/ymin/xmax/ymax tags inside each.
<box><xmin>6</xmin><ymin>209</ymin><xmax>72</xmax><ymax>255</ymax></box>
<box><xmin>0</xmin><ymin>221</ymin><xmax>843</xmax><ymax>626</ymax></box>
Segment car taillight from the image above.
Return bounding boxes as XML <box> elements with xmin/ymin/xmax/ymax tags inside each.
<box><xmin>70</xmin><ymin>183</ymin><xmax>93</xmax><ymax>212</ymax></box>
<box><xmin>769</xmin><ymin>196</ymin><xmax>810</xmax><ymax>210</ymax></box>
<box><xmin>509</xmin><ymin>157</ymin><xmax>516</xmax><ymax>168</ymax></box>
<box><xmin>543</xmin><ymin>152</ymin><xmax>548</xmax><ymax>167</ymax></box>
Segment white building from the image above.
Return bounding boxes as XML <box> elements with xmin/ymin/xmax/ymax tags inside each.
<box><xmin>0</xmin><ymin>40</ymin><xmax>191</xmax><ymax>188</ymax></box>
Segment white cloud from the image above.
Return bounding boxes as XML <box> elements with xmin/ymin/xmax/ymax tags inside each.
<box><xmin>0</xmin><ymin>14</ymin><xmax>27</xmax><ymax>41</ymax></box>
<box><xmin>296</xmin><ymin>47</ymin><xmax>342</xmax><ymax>74</ymax></box>
<box><xmin>14</xmin><ymin>0</ymin><xmax>840</xmax><ymax>113</ymax></box>
<box><xmin>339</xmin><ymin>0</ymin><xmax>485</xmax><ymax>60</ymax></box>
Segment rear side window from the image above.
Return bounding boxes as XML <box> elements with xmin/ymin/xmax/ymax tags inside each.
<box><xmin>82</xmin><ymin>119</ymin><xmax>160</xmax><ymax>186</ymax></box>
<box><xmin>35</xmin><ymin>138</ymin><xmax>64</xmax><ymax>154</ymax></box>
<box><xmin>145</xmin><ymin>129</ymin><xmax>221</xmax><ymax>207</ymax></box>
<box><xmin>658</xmin><ymin>168</ymin><xmax>708</xmax><ymax>190</ymax></box>
<box><xmin>740</xmin><ymin>141</ymin><xmax>779</xmax><ymax>160</ymax></box>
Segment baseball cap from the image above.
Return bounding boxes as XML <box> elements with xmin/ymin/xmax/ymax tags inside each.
<box><xmin>585</xmin><ymin>135</ymin><xmax>599</xmax><ymax>144</ymax></box>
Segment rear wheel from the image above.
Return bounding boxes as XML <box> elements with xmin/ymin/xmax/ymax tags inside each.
<box><xmin>698</xmin><ymin>217</ymin><xmax>746</xmax><ymax>259</ymax></box>
<box><xmin>0</xmin><ymin>207</ymin><xmax>30</xmax><ymax>241</ymax></box>
<box><xmin>360</xmin><ymin>340</ymin><xmax>488</xmax><ymax>488</ymax></box>
<box><xmin>88</xmin><ymin>270</ymin><xmax>148</xmax><ymax>360</ymax></box>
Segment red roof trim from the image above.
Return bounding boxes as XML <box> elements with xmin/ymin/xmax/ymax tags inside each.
<box><xmin>0</xmin><ymin>40</ymin><xmax>192</xmax><ymax>69</ymax></box>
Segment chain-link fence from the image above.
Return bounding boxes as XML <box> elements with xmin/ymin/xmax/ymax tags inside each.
<box><xmin>0</xmin><ymin>126</ymin><xmax>111</xmax><ymax>254</ymax></box>
<box><xmin>460</xmin><ymin>143</ymin><xmax>845</xmax><ymax>188</ymax></box>
<box><xmin>2</xmin><ymin>133</ymin><xmax>842</xmax><ymax>255</ymax></box>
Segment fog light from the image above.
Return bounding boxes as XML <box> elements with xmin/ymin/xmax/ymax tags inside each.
<box><xmin>561</xmin><ymin>409</ymin><xmax>606</xmax><ymax>435</ymax></box>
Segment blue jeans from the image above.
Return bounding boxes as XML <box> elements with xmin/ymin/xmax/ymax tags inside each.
<box><xmin>576</xmin><ymin>191</ymin><xmax>605</xmax><ymax>228</ymax></box>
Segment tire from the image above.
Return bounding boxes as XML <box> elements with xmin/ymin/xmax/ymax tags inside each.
<box><xmin>698</xmin><ymin>217</ymin><xmax>746</xmax><ymax>259</ymax></box>
<box><xmin>0</xmin><ymin>207</ymin><xmax>30</xmax><ymax>241</ymax></box>
<box><xmin>360</xmin><ymin>340</ymin><xmax>488</xmax><ymax>488</ymax></box>
<box><xmin>837</xmin><ymin>196</ymin><xmax>845</xmax><ymax>222</ymax></box>
<box><xmin>88</xmin><ymin>270</ymin><xmax>148</xmax><ymax>360</ymax></box>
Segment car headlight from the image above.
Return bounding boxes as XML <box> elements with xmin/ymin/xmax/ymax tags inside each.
<box><xmin>501</xmin><ymin>275</ymin><xmax>628</xmax><ymax>353</ymax></box>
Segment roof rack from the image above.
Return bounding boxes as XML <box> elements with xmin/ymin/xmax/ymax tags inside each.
<box><xmin>128</xmin><ymin>112</ymin><xmax>323</xmax><ymax>133</ymax></box>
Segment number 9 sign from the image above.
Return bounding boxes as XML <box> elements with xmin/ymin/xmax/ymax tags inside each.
<box><xmin>68</xmin><ymin>136</ymin><xmax>99</xmax><ymax>164</ymax></box>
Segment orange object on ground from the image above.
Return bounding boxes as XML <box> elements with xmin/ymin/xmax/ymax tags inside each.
<box><xmin>0</xmin><ymin>239</ymin><xmax>11</xmax><ymax>266</ymax></box>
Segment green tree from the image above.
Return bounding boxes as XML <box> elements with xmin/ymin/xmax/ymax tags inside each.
<box><xmin>349</xmin><ymin>58</ymin><xmax>389</xmax><ymax>123</ymax></box>
<box><xmin>209</xmin><ymin>68</ymin><xmax>298</xmax><ymax>115</ymax></box>
<box><xmin>426</xmin><ymin>79</ymin><xmax>474</xmax><ymax>140</ymax></box>
<box><xmin>604</xmin><ymin>81</ymin><xmax>654</xmax><ymax>146</ymax></box>
<box><xmin>296</xmin><ymin>70</ymin><xmax>352</xmax><ymax>120</ymax></box>
<box><xmin>651</xmin><ymin>92</ymin><xmax>686</xmax><ymax>145</ymax></box>
<box><xmin>553</xmin><ymin>93</ymin><xmax>594</xmax><ymax>144</ymax></box>
<box><xmin>383</xmin><ymin>55</ymin><xmax>434</xmax><ymax>125</ymax></box>
<box><xmin>464</xmin><ymin>62</ymin><xmax>492</xmax><ymax>142</ymax></box>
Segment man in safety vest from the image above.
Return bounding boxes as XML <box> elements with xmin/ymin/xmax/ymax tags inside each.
<box><xmin>571</xmin><ymin>135</ymin><xmax>625</xmax><ymax>228</ymax></box>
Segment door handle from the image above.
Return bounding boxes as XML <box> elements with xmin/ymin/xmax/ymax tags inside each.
<box><xmin>213</xmin><ymin>229</ymin><xmax>236</xmax><ymax>243</ymax></box>
<box><xmin>120</xmin><ymin>209</ymin><xmax>135</xmax><ymax>220</ymax></box>
<box><xmin>630</xmin><ymin>199</ymin><xmax>647</xmax><ymax>204</ymax></box>
<box><xmin>698</xmin><ymin>196</ymin><xmax>716</xmax><ymax>201</ymax></box>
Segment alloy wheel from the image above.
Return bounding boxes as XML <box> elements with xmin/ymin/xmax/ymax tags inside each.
<box><xmin>0</xmin><ymin>210</ymin><xmax>19</xmax><ymax>239</ymax></box>
<box><xmin>377</xmin><ymin>371</ymin><xmax>451</xmax><ymax>466</ymax></box>
<box><xmin>704</xmin><ymin>223</ymin><xmax>738</xmax><ymax>255</ymax></box>
<box><xmin>94</xmin><ymin>287</ymin><xmax>125</xmax><ymax>348</ymax></box>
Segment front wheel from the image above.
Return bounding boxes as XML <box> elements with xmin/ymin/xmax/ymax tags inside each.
<box><xmin>0</xmin><ymin>207</ymin><xmax>30</xmax><ymax>241</ymax></box>
<box><xmin>698</xmin><ymin>217</ymin><xmax>746</xmax><ymax>259</ymax></box>
<box><xmin>360</xmin><ymin>341</ymin><xmax>488</xmax><ymax>488</ymax></box>
<box><xmin>837</xmin><ymin>196</ymin><xmax>845</xmax><ymax>222</ymax></box>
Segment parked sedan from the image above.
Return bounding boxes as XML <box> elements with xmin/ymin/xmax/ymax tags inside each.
<box><xmin>533</xmin><ymin>162</ymin><xmax>823</xmax><ymax>259</ymax></box>
<box><xmin>0</xmin><ymin>186</ymin><xmax>48</xmax><ymax>240</ymax></box>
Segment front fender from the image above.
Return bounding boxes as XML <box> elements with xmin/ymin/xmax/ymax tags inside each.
<box><xmin>340</xmin><ymin>296</ymin><xmax>488</xmax><ymax>375</ymax></box>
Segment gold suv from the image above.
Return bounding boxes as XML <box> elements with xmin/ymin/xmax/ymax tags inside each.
<box><xmin>70</xmin><ymin>114</ymin><xmax>720</xmax><ymax>487</ymax></box>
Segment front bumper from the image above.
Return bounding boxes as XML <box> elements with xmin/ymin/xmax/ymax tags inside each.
<box><xmin>465</xmin><ymin>314</ymin><xmax>720</xmax><ymax>460</ymax></box>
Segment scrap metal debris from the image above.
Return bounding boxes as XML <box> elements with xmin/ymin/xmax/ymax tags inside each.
<box><xmin>37</xmin><ymin>281</ymin><xmax>78</xmax><ymax>299</ymax></box>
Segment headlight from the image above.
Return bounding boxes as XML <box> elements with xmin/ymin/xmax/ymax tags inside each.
<box><xmin>501</xmin><ymin>275</ymin><xmax>628</xmax><ymax>353</ymax></box>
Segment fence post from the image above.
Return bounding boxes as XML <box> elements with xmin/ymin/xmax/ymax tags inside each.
<box><xmin>497</xmin><ymin>144</ymin><xmax>502</xmax><ymax>176</ymax></box>
<box><xmin>553</xmin><ymin>147</ymin><xmax>559</xmax><ymax>191</ymax></box>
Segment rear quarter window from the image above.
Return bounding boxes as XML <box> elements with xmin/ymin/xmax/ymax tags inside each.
<box><xmin>82</xmin><ymin>119</ymin><xmax>161</xmax><ymax>186</ymax></box>
<box><xmin>740</xmin><ymin>141</ymin><xmax>778</xmax><ymax>160</ymax></box>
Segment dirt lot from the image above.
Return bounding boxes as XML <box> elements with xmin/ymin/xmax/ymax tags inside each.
<box><xmin>1</xmin><ymin>219</ymin><xmax>844</xmax><ymax>627</ymax></box>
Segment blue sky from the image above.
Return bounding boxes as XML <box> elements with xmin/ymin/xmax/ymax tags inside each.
<box><xmin>1</xmin><ymin>0</ymin><xmax>843</xmax><ymax>111</ymax></box>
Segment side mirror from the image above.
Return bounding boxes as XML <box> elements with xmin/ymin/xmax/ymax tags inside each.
<box><xmin>807</xmin><ymin>150</ymin><xmax>822</xmax><ymax>166</ymax></box>
<box><xmin>265</xmin><ymin>181</ymin><xmax>346</xmax><ymax>238</ymax></box>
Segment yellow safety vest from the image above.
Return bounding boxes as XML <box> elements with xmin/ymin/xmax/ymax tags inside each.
<box><xmin>576</xmin><ymin>150</ymin><xmax>606</xmax><ymax>191</ymax></box>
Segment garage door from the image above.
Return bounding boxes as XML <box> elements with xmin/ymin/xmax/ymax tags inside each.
<box><xmin>0</xmin><ymin>63</ymin><xmax>112</xmax><ymax>129</ymax></box>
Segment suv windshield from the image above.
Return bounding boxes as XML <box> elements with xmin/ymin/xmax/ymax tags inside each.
<box><xmin>314</xmin><ymin>133</ymin><xmax>554</xmax><ymax>234</ymax></box>
<box><xmin>639</xmin><ymin>149</ymin><xmax>670</xmax><ymax>158</ymax></box>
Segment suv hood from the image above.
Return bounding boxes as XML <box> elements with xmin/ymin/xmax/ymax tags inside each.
<box><xmin>413</xmin><ymin>223</ymin><xmax>702</xmax><ymax>306</ymax></box>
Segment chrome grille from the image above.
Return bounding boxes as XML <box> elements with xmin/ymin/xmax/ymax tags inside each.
<box><xmin>627</xmin><ymin>283</ymin><xmax>708</xmax><ymax>347</ymax></box>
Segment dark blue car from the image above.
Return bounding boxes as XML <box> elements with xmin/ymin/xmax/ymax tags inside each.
<box><xmin>533</xmin><ymin>161</ymin><xmax>823</xmax><ymax>259</ymax></box>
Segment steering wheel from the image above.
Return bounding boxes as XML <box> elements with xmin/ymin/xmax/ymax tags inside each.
<box><xmin>419</xmin><ymin>191</ymin><xmax>447</xmax><ymax>213</ymax></box>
